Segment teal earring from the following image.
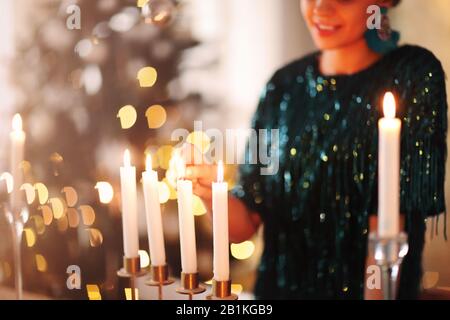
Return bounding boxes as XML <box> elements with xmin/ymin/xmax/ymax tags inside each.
<box><xmin>365</xmin><ymin>7</ymin><xmax>400</xmax><ymax>54</ymax></box>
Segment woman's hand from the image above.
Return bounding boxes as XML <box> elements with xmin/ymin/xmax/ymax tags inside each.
<box><xmin>178</xmin><ymin>143</ymin><xmax>262</xmax><ymax>242</ymax></box>
<box><xmin>179</xmin><ymin>143</ymin><xmax>216</xmax><ymax>211</ymax></box>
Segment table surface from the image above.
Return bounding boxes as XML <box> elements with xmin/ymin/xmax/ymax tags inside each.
<box><xmin>4</xmin><ymin>283</ymin><xmax>447</xmax><ymax>300</ymax></box>
<box><xmin>0</xmin><ymin>279</ymin><xmax>254</xmax><ymax>300</ymax></box>
<box><xmin>0</xmin><ymin>286</ymin><xmax>50</xmax><ymax>300</ymax></box>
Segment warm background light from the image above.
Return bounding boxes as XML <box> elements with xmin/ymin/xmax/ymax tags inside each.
<box><xmin>95</xmin><ymin>182</ymin><xmax>114</xmax><ymax>204</ymax></box>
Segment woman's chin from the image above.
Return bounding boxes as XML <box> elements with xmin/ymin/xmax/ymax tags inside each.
<box><xmin>313</xmin><ymin>41</ymin><xmax>343</xmax><ymax>51</ymax></box>
<box><xmin>312</xmin><ymin>36</ymin><xmax>361</xmax><ymax>51</ymax></box>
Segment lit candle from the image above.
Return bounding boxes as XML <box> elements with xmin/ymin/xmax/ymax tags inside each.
<box><xmin>378</xmin><ymin>92</ymin><xmax>401</xmax><ymax>238</ymax></box>
<box><xmin>10</xmin><ymin>114</ymin><xmax>25</xmax><ymax>212</ymax></box>
<box><xmin>120</xmin><ymin>149</ymin><xmax>139</xmax><ymax>258</ymax></box>
<box><xmin>176</xmin><ymin>157</ymin><xmax>197</xmax><ymax>274</ymax></box>
<box><xmin>142</xmin><ymin>154</ymin><xmax>166</xmax><ymax>266</ymax></box>
<box><xmin>212</xmin><ymin>160</ymin><xmax>230</xmax><ymax>281</ymax></box>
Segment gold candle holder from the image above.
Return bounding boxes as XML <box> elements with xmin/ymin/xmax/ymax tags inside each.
<box><xmin>117</xmin><ymin>256</ymin><xmax>148</xmax><ymax>300</ymax></box>
<box><xmin>176</xmin><ymin>272</ymin><xmax>206</xmax><ymax>300</ymax></box>
<box><xmin>206</xmin><ymin>279</ymin><xmax>238</xmax><ymax>300</ymax></box>
<box><xmin>145</xmin><ymin>264</ymin><xmax>175</xmax><ymax>300</ymax></box>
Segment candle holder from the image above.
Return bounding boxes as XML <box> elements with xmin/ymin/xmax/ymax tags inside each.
<box><xmin>206</xmin><ymin>279</ymin><xmax>238</xmax><ymax>300</ymax></box>
<box><xmin>3</xmin><ymin>206</ymin><xmax>28</xmax><ymax>300</ymax></box>
<box><xmin>176</xmin><ymin>272</ymin><xmax>206</xmax><ymax>300</ymax></box>
<box><xmin>369</xmin><ymin>232</ymin><xmax>409</xmax><ymax>300</ymax></box>
<box><xmin>145</xmin><ymin>264</ymin><xmax>174</xmax><ymax>300</ymax></box>
<box><xmin>117</xmin><ymin>256</ymin><xmax>148</xmax><ymax>300</ymax></box>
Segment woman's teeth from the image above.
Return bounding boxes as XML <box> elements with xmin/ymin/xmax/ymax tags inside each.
<box><xmin>316</xmin><ymin>24</ymin><xmax>338</xmax><ymax>31</ymax></box>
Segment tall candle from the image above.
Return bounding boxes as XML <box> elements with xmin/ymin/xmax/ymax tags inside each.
<box><xmin>212</xmin><ymin>160</ymin><xmax>230</xmax><ymax>281</ymax></box>
<box><xmin>142</xmin><ymin>154</ymin><xmax>166</xmax><ymax>266</ymax></box>
<box><xmin>120</xmin><ymin>149</ymin><xmax>139</xmax><ymax>258</ymax></box>
<box><xmin>176</xmin><ymin>157</ymin><xmax>197</xmax><ymax>274</ymax></box>
<box><xmin>10</xmin><ymin>114</ymin><xmax>25</xmax><ymax>212</ymax></box>
<box><xmin>378</xmin><ymin>92</ymin><xmax>401</xmax><ymax>238</ymax></box>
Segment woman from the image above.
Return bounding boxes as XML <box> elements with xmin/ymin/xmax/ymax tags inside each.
<box><xmin>185</xmin><ymin>0</ymin><xmax>447</xmax><ymax>299</ymax></box>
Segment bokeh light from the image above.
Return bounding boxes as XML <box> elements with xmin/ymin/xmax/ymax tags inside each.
<box><xmin>87</xmin><ymin>228</ymin><xmax>103</xmax><ymax>247</ymax></box>
<box><xmin>145</xmin><ymin>105</ymin><xmax>167</xmax><ymax>129</ymax></box>
<box><xmin>137</xmin><ymin>0</ymin><xmax>150</xmax><ymax>8</ymax></box>
<box><xmin>62</xmin><ymin>186</ymin><xmax>78</xmax><ymax>207</ymax></box>
<box><xmin>137</xmin><ymin>66</ymin><xmax>157</xmax><ymax>87</ymax></box>
<box><xmin>138</xmin><ymin>250</ymin><xmax>150</xmax><ymax>268</ymax></box>
<box><xmin>49</xmin><ymin>197</ymin><xmax>65</xmax><ymax>219</ymax></box>
<box><xmin>20</xmin><ymin>183</ymin><xmax>36</xmax><ymax>204</ymax></box>
<box><xmin>35</xmin><ymin>254</ymin><xmax>48</xmax><ymax>272</ymax></box>
<box><xmin>24</xmin><ymin>228</ymin><xmax>36</xmax><ymax>247</ymax></box>
<box><xmin>187</xmin><ymin>131</ymin><xmax>211</xmax><ymax>154</ymax></box>
<box><xmin>125</xmin><ymin>288</ymin><xmax>139</xmax><ymax>300</ymax></box>
<box><xmin>230</xmin><ymin>241</ymin><xmax>255</xmax><ymax>260</ymax></box>
<box><xmin>57</xmin><ymin>216</ymin><xmax>69</xmax><ymax>232</ymax></box>
<box><xmin>0</xmin><ymin>172</ymin><xmax>13</xmax><ymax>193</ymax></box>
<box><xmin>31</xmin><ymin>215</ymin><xmax>46</xmax><ymax>235</ymax></box>
<box><xmin>39</xmin><ymin>205</ymin><xmax>54</xmax><ymax>226</ymax></box>
<box><xmin>193</xmin><ymin>195</ymin><xmax>207</xmax><ymax>216</ymax></box>
<box><xmin>157</xmin><ymin>181</ymin><xmax>170</xmax><ymax>204</ymax></box>
<box><xmin>156</xmin><ymin>145</ymin><xmax>173</xmax><ymax>170</ymax></box>
<box><xmin>117</xmin><ymin>105</ymin><xmax>137</xmax><ymax>129</ymax></box>
<box><xmin>34</xmin><ymin>183</ymin><xmax>49</xmax><ymax>205</ymax></box>
<box><xmin>20</xmin><ymin>160</ymin><xmax>32</xmax><ymax>175</ymax></box>
<box><xmin>67</xmin><ymin>208</ymin><xmax>80</xmax><ymax>228</ymax></box>
<box><xmin>423</xmin><ymin>271</ymin><xmax>440</xmax><ymax>289</ymax></box>
<box><xmin>82</xmin><ymin>64</ymin><xmax>103</xmax><ymax>95</ymax></box>
<box><xmin>231</xmin><ymin>284</ymin><xmax>243</xmax><ymax>295</ymax></box>
<box><xmin>80</xmin><ymin>205</ymin><xmax>96</xmax><ymax>226</ymax></box>
<box><xmin>86</xmin><ymin>284</ymin><xmax>102</xmax><ymax>300</ymax></box>
<box><xmin>95</xmin><ymin>181</ymin><xmax>114</xmax><ymax>204</ymax></box>
<box><xmin>109</xmin><ymin>7</ymin><xmax>139</xmax><ymax>33</ymax></box>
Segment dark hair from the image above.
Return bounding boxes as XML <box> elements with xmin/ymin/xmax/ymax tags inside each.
<box><xmin>393</xmin><ymin>0</ymin><xmax>401</xmax><ymax>6</ymax></box>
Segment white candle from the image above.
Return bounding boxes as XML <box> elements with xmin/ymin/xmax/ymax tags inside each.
<box><xmin>212</xmin><ymin>160</ymin><xmax>230</xmax><ymax>281</ymax></box>
<box><xmin>10</xmin><ymin>114</ymin><xmax>25</xmax><ymax>212</ymax></box>
<box><xmin>378</xmin><ymin>92</ymin><xmax>401</xmax><ymax>238</ymax></box>
<box><xmin>176</xmin><ymin>157</ymin><xmax>197</xmax><ymax>274</ymax></box>
<box><xmin>142</xmin><ymin>154</ymin><xmax>166</xmax><ymax>266</ymax></box>
<box><xmin>120</xmin><ymin>149</ymin><xmax>139</xmax><ymax>258</ymax></box>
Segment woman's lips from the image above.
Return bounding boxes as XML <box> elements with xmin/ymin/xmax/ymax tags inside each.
<box><xmin>314</xmin><ymin>23</ymin><xmax>342</xmax><ymax>37</ymax></box>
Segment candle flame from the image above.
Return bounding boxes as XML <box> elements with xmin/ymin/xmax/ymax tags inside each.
<box><xmin>217</xmin><ymin>160</ymin><xmax>224</xmax><ymax>183</ymax></box>
<box><xmin>124</xmin><ymin>149</ymin><xmax>131</xmax><ymax>167</ymax></box>
<box><xmin>145</xmin><ymin>154</ymin><xmax>152</xmax><ymax>171</ymax></box>
<box><xmin>383</xmin><ymin>92</ymin><xmax>396</xmax><ymax>119</ymax></box>
<box><xmin>12</xmin><ymin>113</ymin><xmax>23</xmax><ymax>131</ymax></box>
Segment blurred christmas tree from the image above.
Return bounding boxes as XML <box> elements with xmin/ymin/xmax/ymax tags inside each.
<box><xmin>4</xmin><ymin>0</ymin><xmax>211</xmax><ymax>299</ymax></box>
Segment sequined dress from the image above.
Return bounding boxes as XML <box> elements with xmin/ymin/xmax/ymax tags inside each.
<box><xmin>232</xmin><ymin>45</ymin><xmax>447</xmax><ymax>299</ymax></box>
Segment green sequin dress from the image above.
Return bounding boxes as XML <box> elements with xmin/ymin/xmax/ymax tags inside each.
<box><xmin>232</xmin><ymin>45</ymin><xmax>447</xmax><ymax>299</ymax></box>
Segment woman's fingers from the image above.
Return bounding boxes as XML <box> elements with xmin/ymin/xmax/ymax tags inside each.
<box><xmin>192</xmin><ymin>181</ymin><xmax>213</xmax><ymax>201</ymax></box>
<box><xmin>185</xmin><ymin>164</ymin><xmax>217</xmax><ymax>184</ymax></box>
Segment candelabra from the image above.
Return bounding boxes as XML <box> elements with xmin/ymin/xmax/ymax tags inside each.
<box><xmin>145</xmin><ymin>264</ymin><xmax>174</xmax><ymax>300</ymax></box>
<box><xmin>117</xmin><ymin>256</ymin><xmax>148</xmax><ymax>300</ymax></box>
<box><xmin>206</xmin><ymin>279</ymin><xmax>238</xmax><ymax>300</ymax></box>
<box><xmin>369</xmin><ymin>232</ymin><xmax>409</xmax><ymax>300</ymax></box>
<box><xmin>4</xmin><ymin>206</ymin><xmax>28</xmax><ymax>300</ymax></box>
<box><xmin>176</xmin><ymin>272</ymin><xmax>206</xmax><ymax>300</ymax></box>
